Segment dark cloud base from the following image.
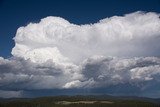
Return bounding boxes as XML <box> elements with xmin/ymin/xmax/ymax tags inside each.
<box><xmin>20</xmin><ymin>84</ymin><xmax>160</xmax><ymax>98</ymax></box>
<box><xmin>1</xmin><ymin>56</ymin><xmax>160</xmax><ymax>98</ymax></box>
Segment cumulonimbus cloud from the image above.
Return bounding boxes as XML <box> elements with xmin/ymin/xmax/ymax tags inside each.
<box><xmin>12</xmin><ymin>11</ymin><xmax>160</xmax><ymax>64</ymax></box>
<box><xmin>0</xmin><ymin>11</ymin><xmax>160</xmax><ymax>98</ymax></box>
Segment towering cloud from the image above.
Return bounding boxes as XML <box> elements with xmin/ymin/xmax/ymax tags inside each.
<box><xmin>12</xmin><ymin>11</ymin><xmax>160</xmax><ymax>64</ymax></box>
<box><xmin>0</xmin><ymin>11</ymin><xmax>160</xmax><ymax>98</ymax></box>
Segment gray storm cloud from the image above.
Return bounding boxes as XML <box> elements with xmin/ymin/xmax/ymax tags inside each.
<box><xmin>0</xmin><ymin>11</ymin><xmax>160</xmax><ymax>98</ymax></box>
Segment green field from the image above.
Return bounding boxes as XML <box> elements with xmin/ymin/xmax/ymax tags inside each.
<box><xmin>0</xmin><ymin>96</ymin><xmax>159</xmax><ymax>107</ymax></box>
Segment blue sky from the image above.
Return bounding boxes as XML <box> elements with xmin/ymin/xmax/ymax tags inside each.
<box><xmin>0</xmin><ymin>0</ymin><xmax>160</xmax><ymax>57</ymax></box>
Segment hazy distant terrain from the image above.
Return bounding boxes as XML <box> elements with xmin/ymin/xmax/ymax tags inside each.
<box><xmin>0</xmin><ymin>95</ymin><xmax>160</xmax><ymax>107</ymax></box>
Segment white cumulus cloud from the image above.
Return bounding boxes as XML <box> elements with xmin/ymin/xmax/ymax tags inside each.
<box><xmin>0</xmin><ymin>11</ymin><xmax>160</xmax><ymax>98</ymax></box>
<box><xmin>12</xmin><ymin>11</ymin><xmax>160</xmax><ymax>64</ymax></box>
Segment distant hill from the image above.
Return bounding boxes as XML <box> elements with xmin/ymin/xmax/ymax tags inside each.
<box><xmin>0</xmin><ymin>95</ymin><xmax>160</xmax><ymax>107</ymax></box>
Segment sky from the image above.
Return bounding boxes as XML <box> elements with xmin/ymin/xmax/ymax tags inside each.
<box><xmin>0</xmin><ymin>0</ymin><xmax>160</xmax><ymax>98</ymax></box>
<box><xmin>1</xmin><ymin>0</ymin><xmax>160</xmax><ymax>57</ymax></box>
